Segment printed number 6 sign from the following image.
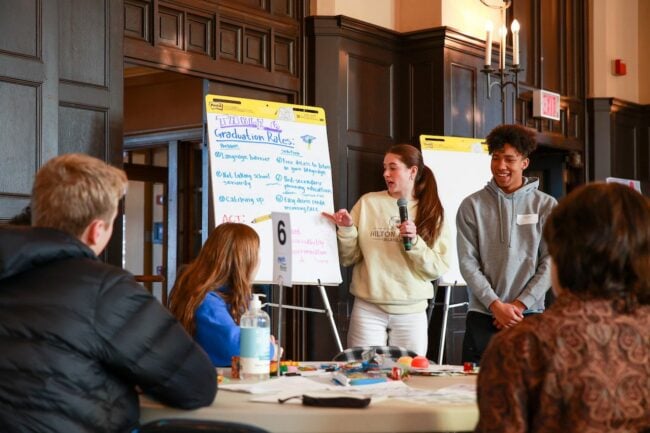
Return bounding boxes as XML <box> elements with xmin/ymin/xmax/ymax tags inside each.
<box><xmin>271</xmin><ymin>212</ymin><xmax>292</xmax><ymax>287</ymax></box>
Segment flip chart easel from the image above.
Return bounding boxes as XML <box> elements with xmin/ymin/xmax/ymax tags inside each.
<box><xmin>268</xmin><ymin>213</ymin><xmax>343</xmax><ymax>359</ymax></box>
<box><xmin>205</xmin><ymin>95</ymin><xmax>343</xmax><ymax>353</ymax></box>
<box><xmin>420</xmin><ymin>135</ymin><xmax>492</xmax><ymax>363</ymax></box>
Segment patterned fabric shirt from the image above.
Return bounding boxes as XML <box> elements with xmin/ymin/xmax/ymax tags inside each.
<box><xmin>475</xmin><ymin>293</ymin><xmax>650</xmax><ymax>433</ymax></box>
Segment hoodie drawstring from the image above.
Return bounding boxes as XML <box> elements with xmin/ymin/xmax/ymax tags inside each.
<box><xmin>508</xmin><ymin>196</ymin><xmax>516</xmax><ymax>248</ymax></box>
<box><xmin>498</xmin><ymin>194</ymin><xmax>505</xmax><ymax>244</ymax></box>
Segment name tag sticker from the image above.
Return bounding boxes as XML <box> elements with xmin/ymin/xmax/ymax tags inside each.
<box><xmin>517</xmin><ymin>214</ymin><xmax>539</xmax><ymax>225</ymax></box>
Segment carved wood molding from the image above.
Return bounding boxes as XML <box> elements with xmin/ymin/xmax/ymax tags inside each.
<box><xmin>124</xmin><ymin>0</ymin><xmax>304</xmax><ymax>92</ymax></box>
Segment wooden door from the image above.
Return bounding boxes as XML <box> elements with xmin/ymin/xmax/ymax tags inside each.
<box><xmin>0</xmin><ymin>0</ymin><xmax>124</xmax><ymax>265</ymax></box>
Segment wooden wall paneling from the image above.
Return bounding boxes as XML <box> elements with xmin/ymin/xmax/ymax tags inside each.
<box><xmin>565</xmin><ymin>0</ymin><xmax>583</xmax><ymax>99</ymax></box>
<box><xmin>407</xmin><ymin>61</ymin><xmax>439</xmax><ymax>139</ymax></box>
<box><xmin>587</xmin><ymin>98</ymin><xmax>613</xmax><ymax>181</ymax></box>
<box><xmin>509</xmin><ymin>0</ymin><xmax>586</xmax><ymax>164</ymax></box>
<box><xmin>307</xmin><ymin>16</ymin><xmax>400</xmax><ymax>196</ymax></box>
<box><xmin>124</xmin><ymin>0</ymin><xmax>151</xmax><ymax>42</ymax></box>
<box><xmin>58</xmin><ymin>0</ymin><xmax>124</xmax><ymax>265</ymax></box>
<box><xmin>124</xmin><ymin>0</ymin><xmax>304</xmax><ymax>93</ymax></box>
<box><xmin>482</xmin><ymin>79</ymin><xmax>510</xmax><ymax>133</ymax></box>
<box><xmin>338</xmin><ymin>31</ymin><xmax>399</xmax><ymax>190</ymax></box>
<box><xmin>305</xmin><ymin>17</ymin><xmax>344</xmax><ymax>206</ymax></box>
<box><xmin>243</xmin><ymin>25</ymin><xmax>268</xmax><ymax>68</ymax></box>
<box><xmin>0</xmin><ymin>0</ymin><xmax>39</xmax><ymax>57</ymax></box>
<box><xmin>0</xmin><ymin>0</ymin><xmax>58</xmax><ymax>220</ymax></box>
<box><xmin>540</xmin><ymin>0</ymin><xmax>561</xmax><ymax>93</ymax></box>
<box><xmin>416</xmin><ymin>28</ymin><xmax>498</xmax><ymax>137</ymax></box>
<box><xmin>568</xmin><ymin>102</ymin><xmax>581</xmax><ymax>139</ymax></box>
<box><xmin>612</xmin><ymin>113</ymin><xmax>638</xmax><ymax>180</ymax></box>
<box><xmin>511</xmin><ymin>0</ymin><xmax>537</xmax><ymax>129</ymax></box>
<box><xmin>124</xmin><ymin>71</ymin><xmax>203</xmax><ymax>134</ymax></box>
<box><xmin>186</xmin><ymin>11</ymin><xmax>213</xmax><ymax>56</ymax></box>
<box><xmin>58</xmin><ymin>105</ymin><xmax>108</xmax><ymax>159</ymax></box>
<box><xmin>205</xmin><ymin>80</ymin><xmax>293</xmax><ymax>103</ymax></box>
<box><xmin>444</xmin><ymin>29</ymin><xmax>504</xmax><ymax>136</ymax></box>
<box><xmin>587</xmin><ymin>97</ymin><xmax>650</xmax><ymax>184</ymax></box>
<box><xmin>219</xmin><ymin>19</ymin><xmax>243</xmax><ymax>62</ymax></box>
<box><xmin>234</xmin><ymin>0</ymin><xmax>266</xmax><ymax>10</ymax></box>
<box><xmin>346</xmin><ymin>54</ymin><xmax>394</xmax><ymax>140</ymax></box>
<box><xmin>158</xmin><ymin>4</ymin><xmax>183</xmax><ymax>50</ymax></box>
<box><xmin>273</xmin><ymin>33</ymin><xmax>295</xmax><ymax>75</ymax></box>
<box><xmin>58</xmin><ymin>0</ymin><xmax>123</xmax><ymax>163</ymax></box>
<box><xmin>59</xmin><ymin>0</ymin><xmax>108</xmax><ymax>87</ymax></box>
<box><xmin>345</xmin><ymin>148</ymin><xmax>385</xmax><ymax>211</ymax></box>
<box><xmin>449</xmin><ymin>62</ymin><xmax>476</xmax><ymax>138</ymax></box>
<box><xmin>511</xmin><ymin>0</ymin><xmax>536</xmax><ymax>87</ymax></box>
<box><xmin>400</xmin><ymin>28</ymin><xmax>446</xmax><ymax>141</ymax></box>
<box><xmin>611</xmin><ymin>102</ymin><xmax>650</xmax><ymax>181</ymax></box>
<box><xmin>0</xmin><ymin>80</ymin><xmax>39</xmax><ymax>204</ymax></box>
<box><xmin>0</xmin><ymin>0</ymin><xmax>124</xmax><ymax>255</ymax></box>
<box><xmin>640</xmin><ymin>107</ymin><xmax>650</xmax><ymax>182</ymax></box>
<box><xmin>271</xmin><ymin>0</ymin><xmax>293</xmax><ymax>17</ymax></box>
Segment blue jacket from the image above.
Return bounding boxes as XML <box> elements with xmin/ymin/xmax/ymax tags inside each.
<box><xmin>195</xmin><ymin>290</ymin><xmax>274</xmax><ymax>367</ymax></box>
<box><xmin>195</xmin><ymin>291</ymin><xmax>241</xmax><ymax>367</ymax></box>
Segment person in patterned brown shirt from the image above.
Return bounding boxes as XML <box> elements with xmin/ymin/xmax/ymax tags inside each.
<box><xmin>475</xmin><ymin>182</ymin><xmax>650</xmax><ymax>433</ymax></box>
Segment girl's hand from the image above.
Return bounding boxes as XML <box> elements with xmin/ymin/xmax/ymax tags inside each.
<box><xmin>399</xmin><ymin>219</ymin><xmax>417</xmax><ymax>241</ymax></box>
<box><xmin>321</xmin><ymin>209</ymin><xmax>353</xmax><ymax>227</ymax></box>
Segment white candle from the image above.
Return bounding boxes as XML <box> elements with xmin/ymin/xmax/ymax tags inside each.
<box><xmin>511</xmin><ymin>19</ymin><xmax>520</xmax><ymax>66</ymax></box>
<box><xmin>499</xmin><ymin>25</ymin><xmax>507</xmax><ymax>70</ymax></box>
<box><xmin>485</xmin><ymin>21</ymin><xmax>493</xmax><ymax>67</ymax></box>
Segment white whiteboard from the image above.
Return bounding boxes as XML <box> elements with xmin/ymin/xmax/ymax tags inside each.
<box><xmin>420</xmin><ymin>135</ymin><xmax>492</xmax><ymax>286</ymax></box>
<box><xmin>205</xmin><ymin>95</ymin><xmax>342</xmax><ymax>285</ymax></box>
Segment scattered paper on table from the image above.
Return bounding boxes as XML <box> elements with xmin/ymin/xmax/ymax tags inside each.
<box><xmin>220</xmin><ymin>372</ymin><xmax>476</xmax><ymax>405</ymax></box>
<box><xmin>220</xmin><ymin>376</ymin><xmax>333</xmax><ymax>394</ymax></box>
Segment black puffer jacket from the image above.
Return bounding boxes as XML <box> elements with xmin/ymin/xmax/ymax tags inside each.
<box><xmin>0</xmin><ymin>227</ymin><xmax>217</xmax><ymax>433</ymax></box>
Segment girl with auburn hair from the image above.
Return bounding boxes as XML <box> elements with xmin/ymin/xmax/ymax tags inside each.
<box><xmin>169</xmin><ymin>222</ymin><xmax>273</xmax><ymax>367</ymax></box>
<box><xmin>390</xmin><ymin>144</ymin><xmax>445</xmax><ymax>244</ymax></box>
<box><xmin>324</xmin><ymin>144</ymin><xmax>451</xmax><ymax>355</ymax></box>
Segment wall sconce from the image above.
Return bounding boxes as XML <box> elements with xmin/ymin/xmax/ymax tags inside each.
<box><xmin>480</xmin><ymin>0</ymin><xmax>522</xmax><ymax>123</ymax></box>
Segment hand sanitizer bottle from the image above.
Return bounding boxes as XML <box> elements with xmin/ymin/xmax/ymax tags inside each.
<box><xmin>239</xmin><ymin>293</ymin><xmax>270</xmax><ymax>382</ymax></box>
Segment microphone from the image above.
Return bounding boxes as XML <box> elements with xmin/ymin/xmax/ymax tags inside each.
<box><xmin>396</xmin><ymin>198</ymin><xmax>412</xmax><ymax>251</ymax></box>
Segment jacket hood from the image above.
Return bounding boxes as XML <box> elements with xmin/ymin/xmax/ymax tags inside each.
<box><xmin>485</xmin><ymin>176</ymin><xmax>540</xmax><ymax>198</ymax></box>
<box><xmin>0</xmin><ymin>226</ymin><xmax>96</xmax><ymax>281</ymax></box>
<box><xmin>485</xmin><ymin>176</ymin><xmax>540</xmax><ymax>245</ymax></box>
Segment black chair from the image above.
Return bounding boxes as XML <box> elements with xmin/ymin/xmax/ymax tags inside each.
<box><xmin>138</xmin><ymin>419</ymin><xmax>270</xmax><ymax>433</ymax></box>
<box><xmin>332</xmin><ymin>346</ymin><xmax>418</xmax><ymax>362</ymax></box>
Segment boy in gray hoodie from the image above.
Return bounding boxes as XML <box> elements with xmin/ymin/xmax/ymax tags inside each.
<box><xmin>456</xmin><ymin>124</ymin><xmax>557</xmax><ymax>363</ymax></box>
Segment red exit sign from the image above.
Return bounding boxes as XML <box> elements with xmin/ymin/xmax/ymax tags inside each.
<box><xmin>533</xmin><ymin>89</ymin><xmax>561</xmax><ymax>120</ymax></box>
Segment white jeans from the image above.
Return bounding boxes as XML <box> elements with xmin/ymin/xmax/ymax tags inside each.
<box><xmin>347</xmin><ymin>298</ymin><xmax>428</xmax><ymax>356</ymax></box>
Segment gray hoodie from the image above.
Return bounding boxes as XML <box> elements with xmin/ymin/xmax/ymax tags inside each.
<box><xmin>456</xmin><ymin>177</ymin><xmax>557</xmax><ymax>315</ymax></box>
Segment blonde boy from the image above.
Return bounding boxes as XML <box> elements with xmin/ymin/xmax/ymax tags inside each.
<box><xmin>0</xmin><ymin>154</ymin><xmax>216</xmax><ymax>433</ymax></box>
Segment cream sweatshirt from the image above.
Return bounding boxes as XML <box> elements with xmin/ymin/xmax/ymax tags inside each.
<box><xmin>337</xmin><ymin>191</ymin><xmax>451</xmax><ymax>314</ymax></box>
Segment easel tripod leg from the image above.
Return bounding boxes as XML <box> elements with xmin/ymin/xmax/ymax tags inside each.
<box><xmin>318</xmin><ymin>284</ymin><xmax>343</xmax><ymax>352</ymax></box>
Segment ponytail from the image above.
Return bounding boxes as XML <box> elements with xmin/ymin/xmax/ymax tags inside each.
<box><xmin>414</xmin><ymin>165</ymin><xmax>444</xmax><ymax>246</ymax></box>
